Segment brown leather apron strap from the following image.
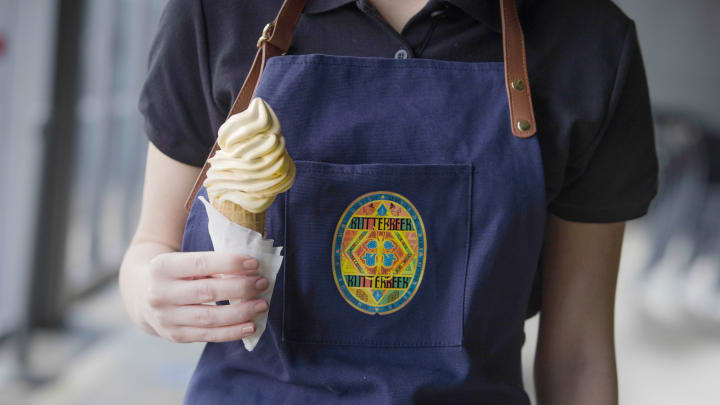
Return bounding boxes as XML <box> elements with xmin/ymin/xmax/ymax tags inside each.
<box><xmin>500</xmin><ymin>0</ymin><xmax>537</xmax><ymax>138</ymax></box>
<box><xmin>184</xmin><ymin>0</ymin><xmax>307</xmax><ymax>211</ymax></box>
<box><xmin>184</xmin><ymin>0</ymin><xmax>536</xmax><ymax>211</ymax></box>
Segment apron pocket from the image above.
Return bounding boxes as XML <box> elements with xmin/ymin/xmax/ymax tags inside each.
<box><xmin>282</xmin><ymin>160</ymin><xmax>471</xmax><ymax>347</ymax></box>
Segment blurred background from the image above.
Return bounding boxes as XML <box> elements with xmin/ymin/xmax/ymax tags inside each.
<box><xmin>0</xmin><ymin>0</ymin><xmax>718</xmax><ymax>404</ymax></box>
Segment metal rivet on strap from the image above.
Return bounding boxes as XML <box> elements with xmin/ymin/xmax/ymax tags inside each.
<box><xmin>256</xmin><ymin>22</ymin><xmax>274</xmax><ymax>48</ymax></box>
<box><xmin>517</xmin><ymin>120</ymin><xmax>532</xmax><ymax>131</ymax></box>
<box><xmin>511</xmin><ymin>79</ymin><xmax>525</xmax><ymax>91</ymax></box>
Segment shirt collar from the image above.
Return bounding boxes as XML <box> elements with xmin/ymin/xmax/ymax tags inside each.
<box><xmin>450</xmin><ymin>0</ymin><xmax>532</xmax><ymax>33</ymax></box>
<box><xmin>304</xmin><ymin>0</ymin><xmax>532</xmax><ymax>33</ymax></box>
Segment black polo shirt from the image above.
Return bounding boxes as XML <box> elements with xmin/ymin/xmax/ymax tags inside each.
<box><xmin>139</xmin><ymin>0</ymin><xmax>659</xmax><ymax>223</ymax></box>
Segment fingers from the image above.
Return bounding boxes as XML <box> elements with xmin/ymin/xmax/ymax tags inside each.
<box><xmin>143</xmin><ymin>251</ymin><xmax>273</xmax><ymax>343</ymax></box>
<box><xmin>164</xmin><ymin>322</ymin><xmax>258</xmax><ymax>343</ymax></box>
<box><xmin>150</xmin><ymin>251</ymin><xmax>259</xmax><ymax>279</ymax></box>
<box><xmin>162</xmin><ymin>274</ymin><xmax>271</xmax><ymax>305</ymax></box>
<box><xmin>164</xmin><ymin>300</ymin><xmax>269</xmax><ymax>328</ymax></box>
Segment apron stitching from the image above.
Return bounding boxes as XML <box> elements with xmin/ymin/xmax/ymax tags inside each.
<box><xmin>266</xmin><ymin>58</ymin><xmax>505</xmax><ymax>72</ymax></box>
<box><xmin>282</xmin><ymin>339</ymin><xmax>463</xmax><ymax>347</ymax></box>
<box><xmin>460</xmin><ymin>163</ymin><xmax>474</xmax><ymax>343</ymax></box>
<box><xmin>281</xmin><ymin>190</ymin><xmax>289</xmax><ymax>344</ymax></box>
<box><xmin>295</xmin><ymin>168</ymin><xmax>470</xmax><ymax>175</ymax></box>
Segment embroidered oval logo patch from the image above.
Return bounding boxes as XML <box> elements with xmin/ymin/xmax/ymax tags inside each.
<box><xmin>332</xmin><ymin>191</ymin><xmax>427</xmax><ymax>315</ymax></box>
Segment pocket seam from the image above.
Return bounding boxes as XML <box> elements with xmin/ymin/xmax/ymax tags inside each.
<box><xmin>283</xmin><ymin>338</ymin><xmax>463</xmax><ymax>348</ymax></box>
<box><xmin>294</xmin><ymin>160</ymin><xmax>470</xmax><ymax>174</ymax></box>
<box><xmin>460</xmin><ymin>164</ymin><xmax>473</xmax><ymax>345</ymax></box>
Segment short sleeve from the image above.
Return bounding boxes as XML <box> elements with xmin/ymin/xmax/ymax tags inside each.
<box><xmin>138</xmin><ymin>0</ymin><xmax>222</xmax><ymax>167</ymax></box>
<box><xmin>548</xmin><ymin>21</ymin><xmax>659</xmax><ymax>223</ymax></box>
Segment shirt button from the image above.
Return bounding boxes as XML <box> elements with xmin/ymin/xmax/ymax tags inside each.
<box><xmin>394</xmin><ymin>48</ymin><xmax>409</xmax><ymax>59</ymax></box>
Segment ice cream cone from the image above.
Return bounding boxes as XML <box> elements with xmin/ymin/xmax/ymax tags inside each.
<box><xmin>211</xmin><ymin>198</ymin><xmax>266</xmax><ymax>234</ymax></box>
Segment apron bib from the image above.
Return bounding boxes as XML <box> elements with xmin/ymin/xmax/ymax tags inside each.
<box><xmin>182</xmin><ymin>54</ymin><xmax>546</xmax><ymax>403</ymax></box>
<box><xmin>180</xmin><ymin>1</ymin><xmax>545</xmax><ymax>403</ymax></box>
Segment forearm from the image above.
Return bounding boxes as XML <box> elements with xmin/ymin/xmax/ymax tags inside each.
<box><xmin>119</xmin><ymin>236</ymin><xmax>178</xmax><ymax>336</ymax></box>
<box><xmin>119</xmin><ymin>142</ymin><xmax>198</xmax><ymax>335</ymax></box>
<box><xmin>534</xmin><ymin>336</ymin><xmax>618</xmax><ymax>404</ymax></box>
<box><xmin>534</xmin><ymin>214</ymin><xmax>624</xmax><ymax>405</ymax></box>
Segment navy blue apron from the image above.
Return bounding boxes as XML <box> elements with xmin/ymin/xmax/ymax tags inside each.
<box><xmin>180</xmin><ymin>8</ymin><xmax>546</xmax><ymax>405</ymax></box>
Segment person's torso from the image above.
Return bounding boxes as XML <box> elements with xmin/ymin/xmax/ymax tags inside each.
<box><xmin>178</xmin><ymin>1</ymin><xmax>639</xmax><ymax>403</ymax></box>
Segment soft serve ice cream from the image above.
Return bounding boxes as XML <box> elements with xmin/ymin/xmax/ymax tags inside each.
<box><xmin>204</xmin><ymin>97</ymin><xmax>296</xmax><ymax>216</ymax></box>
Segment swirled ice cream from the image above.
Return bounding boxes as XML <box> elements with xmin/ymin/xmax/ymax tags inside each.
<box><xmin>204</xmin><ymin>97</ymin><xmax>296</xmax><ymax>215</ymax></box>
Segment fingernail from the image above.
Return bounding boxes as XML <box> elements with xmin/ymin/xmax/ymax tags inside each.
<box><xmin>243</xmin><ymin>259</ymin><xmax>259</xmax><ymax>269</ymax></box>
<box><xmin>242</xmin><ymin>324</ymin><xmax>255</xmax><ymax>334</ymax></box>
<box><xmin>254</xmin><ymin>301</ymin><xmax>268</xmax><ymax>312</ymax></box>
<box><xmin>255</xmin><ymin>277</ymin><xmax>269</xmax><ymax>290</ymax></box>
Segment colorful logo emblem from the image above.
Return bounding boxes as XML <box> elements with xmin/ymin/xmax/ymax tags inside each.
<box><xmin>332</xmin><ymin>191</ymin><xmax>427</xmax><ymax>315</ymax></box>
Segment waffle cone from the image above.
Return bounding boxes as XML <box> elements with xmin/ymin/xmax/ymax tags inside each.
<box><xmin>211</xmin><ymin>198</ymin><xmax>266</xmax><ymax>234</ymax></box>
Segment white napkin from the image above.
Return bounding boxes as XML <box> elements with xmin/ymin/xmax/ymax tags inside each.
<box><xmin>199</xmin><ymin>196</ymin><xmax>284</xmax><ymax>351</ymax></box>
